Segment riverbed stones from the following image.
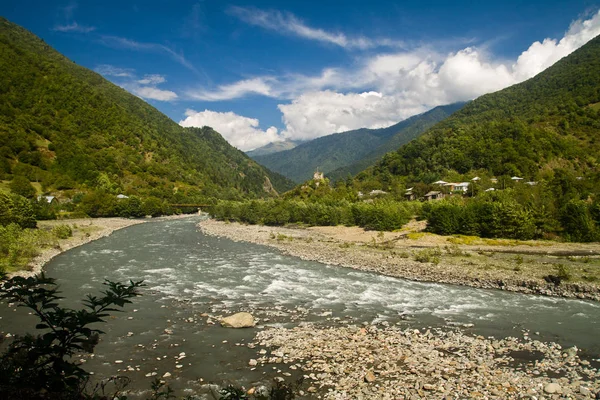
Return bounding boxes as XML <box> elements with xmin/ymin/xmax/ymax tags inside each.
<box><xmin>544</xmin><ymin>382</ymin><xmax>562</xmax><ymax>394</ymax></box>
<box><xmin>220</xmin><ymin>312</ymin><xmax>255</xmax><ymax>328</ymax></box>
<box><xmin>251</xmin><ymin>324</ymin><xmax>600</xmax><ymax>399</ymax></box>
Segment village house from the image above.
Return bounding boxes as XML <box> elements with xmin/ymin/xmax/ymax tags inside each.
<box><xmin>405</xmin><ymin>187</ymin><xmax>416</xmax><ymax>201</ymax></box>
<box><xmin>443</xmin><ymin>182</ymin><xmax>470</xmax><ymax>193</ymax></box>
<box><xmin>424</xmin><ymin>191</ymin><xmax>444</xmax><ymax>201</ymax></box>
<box><xmin>37</xmin><ymin>195</ymin><xmax>58</xmax><ymax>205</ymax></box>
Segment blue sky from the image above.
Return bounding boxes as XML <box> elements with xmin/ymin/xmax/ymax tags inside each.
<box><xmin>2</xmin><ymin>0</ymin><xmax>600</xmax><ymax>150</ymax></box>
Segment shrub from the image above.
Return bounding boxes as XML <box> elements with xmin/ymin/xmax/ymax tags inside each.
<box><xmin>414</xmin><ymin>248</ymin><xmax>442</xmax><ymax>264</ymax></box>
<box><xmin>52</xmin><ymin>224</ymin><xmax>73</xmax><ymax>239</ymax></box>
<box><xmin>9</xmin><ymin>176</ymin><xmax>36</xmax><ymax>199</ymax></box>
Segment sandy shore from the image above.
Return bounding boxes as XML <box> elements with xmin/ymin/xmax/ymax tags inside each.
<box><xmin>198</xmin><ymin>220</ymin><xmax>600</xmax><ymax>301</ymax></box>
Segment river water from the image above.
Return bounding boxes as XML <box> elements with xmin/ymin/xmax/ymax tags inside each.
<box><xmin>1</xmin><ymin>216</ymin><xmax>599</xmax><ymax>397</ymax></box>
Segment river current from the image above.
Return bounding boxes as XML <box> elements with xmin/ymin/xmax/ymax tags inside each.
<box><xmin>1</xmin><ymin>216</ymin><xmax>599</xmax><ymax>396</ymax></box>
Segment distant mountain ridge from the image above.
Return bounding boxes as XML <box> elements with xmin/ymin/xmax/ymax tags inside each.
<box><xmin>250</xmin><ymin>103</ymin><xmax>465</xmax><ymax>183</ymax></box>
<box><xmin>0</xmin><ymin>18</ymin><xmax>294</xmax><ymax>199</ymax></box>
<box><xmin>246</xmin><ymin>139</ymin><xmax>304</xmax><ymax>157</ymax></box>
<box><xmin>357</xmin><ymin>34</ymin><xmax>600</xmax><ymax>184</ymax></box>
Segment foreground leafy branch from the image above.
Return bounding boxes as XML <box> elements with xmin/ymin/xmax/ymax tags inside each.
<box><xmin>0</xmin><ymin>273</ymin><xmax>144</xmax><ymax>399</ymax></box>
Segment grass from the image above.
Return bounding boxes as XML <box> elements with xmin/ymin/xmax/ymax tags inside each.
<box><xmin>407</xmin><ymin>232</ymin><xmax>427</xmax><ymax>240</ymax></box>
<box><xmin>448</xmin><ymin>235</ymin><xmax>551</xmax><ymax>247</ymax></box>
<box><xmin>413</xmin><ymin>248</ymin><xmax>442</xmax><ymax>264</ymax></box>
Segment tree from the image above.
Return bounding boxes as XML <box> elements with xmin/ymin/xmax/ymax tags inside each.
<box><xmin>9</xmin><ymin>176</ymin><xmax>36</xmax><ymax>199</ymax></box>
<box><xmin>0</xmin><ymin>274</ymin><xmax>144</xmax><ymax>399</ymax></box>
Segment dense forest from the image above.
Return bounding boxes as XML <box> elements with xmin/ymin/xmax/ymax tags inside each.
<box><xmin>0</xmin><ymin>18</ymin><xmax>294</xmax><ymax>206</ymax></box>
<box><xmin>251</xmin><ymin>103</ymin><xmax>464</xmax><ymax>183</ymax></box>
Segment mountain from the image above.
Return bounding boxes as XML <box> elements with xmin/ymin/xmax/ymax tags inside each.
<box><xmin>326</xmin><ymin>103</ymin><xmax>465</xmax><ymax>181</ymax></box>
<box><xmin>250</xmin><ymin>103</ymin><xmax>464</xmax><ymax>183</ymax></box>
<box><xmin>246</xmin><ymin>139</ymin><xmax>304</xmax><ymax>157</ymax></box>
<box><xmin>358</xmin><ymin>34</ymin><xmax>600</xmax><ymax>185</ymax></box>
<box><xmin>0</xmin><ymin>18</ymin><xmax>294</xmax><ymax>201</ymax></box>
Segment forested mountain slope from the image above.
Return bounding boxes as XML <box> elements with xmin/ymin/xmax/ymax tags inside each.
<box><xmin>251</xmin><ymin>103</ymin><xmax>464</xmax><ymax>183</ymax></box>
<box><xmin>327</xmin><ymin>103</ymin><xmax>465</xmax><ymax>181</ymax></box>
<box><xmin>359</xmin><ymin>34</ymin><xmax>600</xmax><ymax>185</ymax></box>
<box><xmin>0</xmin><ymin>18</ymin><xmax>294</xmax><ymax>200</ymax></box>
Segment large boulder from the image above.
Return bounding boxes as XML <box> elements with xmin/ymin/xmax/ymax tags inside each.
<box><xmin>220</xmin><ymin>312</ymin><xmax>255</xmax><ymax>328</ymax></box>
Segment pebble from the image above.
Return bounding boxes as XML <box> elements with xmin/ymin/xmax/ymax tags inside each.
<box><xmin>250</xmin><ymin>325</ymin><xmax>600</xmax><ymax>399</ymax></box>
<box><xmin>544</xmin><ymin>382</ymin><xmax>562</xmax><ymax>394</ymax></box>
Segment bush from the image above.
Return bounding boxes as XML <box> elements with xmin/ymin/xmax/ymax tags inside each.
<box><xmin>52</xmin><ymin>224</ymin><xmax>73</xmax><ymax>239</ymax></box>
<box><xmin>0</xmin><ymin>191</ymin><xmax>36</xmax><ymax>229</ymax></box>
<box><xmin>560</xmin><ymin>200</ymin><xmax>599</xmax><ymax>242</ymax></box>
<box><xmin>423</xmin><ymin>191</ymin><xmax>536</xmax><ymax>240</ymax></box>
<box><xmin>9</xmin><ymin>176</ymin><xmax>36</xmax><ymax>199</ymax></box>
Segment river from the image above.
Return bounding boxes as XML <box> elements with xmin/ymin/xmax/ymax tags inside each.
<box><xmin>1</xmin><ymin>216</ymin><xmax>599</xmax><ymax>397</ymax></box>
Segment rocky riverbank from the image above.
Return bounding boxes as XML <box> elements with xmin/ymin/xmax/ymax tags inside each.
<box><xmin>251</xmin><ymin>324</ymin><xmax>600</xmax><ymax>399</ymax></box>
<box><xmin>197</xmin><ymin>220</ymin><xmax>600</xmax><ymax>301</ymax></box>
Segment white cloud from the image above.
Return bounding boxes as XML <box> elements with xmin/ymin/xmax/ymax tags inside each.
<box><xmin>278</xmin><ymin>91</ymin><xmax>425</xmax><ymax>141</ymax></box>
<box><xmin>196</xmin><ymin>10</ymin><xmax>600</xmax><ymax>144</ymax></box>
<box><xmin>512</xmin><ymin>10</ymin><xmax>600</xmax><ymax>81</ymax></box>
<box><xmin>228</xmin><ymin>6</ymin><xmax>404</xmax><ymax>50</ymax></box>
<box><xmin>53</xmin><ymin>21</ymin><xmax>95</xmax><ymax>33</ymax></box>
<box><xmin>132</xmin><ymin>86</ymin><xmax>178</xmax><ymax>101</ymax></box>
<box><xmin>179</xmin><ymin>110</ymin><xmax>280</xmax><ymax>151</ymax></box>
<box><xmin>187</xmin><ymin>78</ymin><xmax>274</xmax><ymax>101</ymax></box>
<box><xmin>137</xmin><ymin>74</ymin><xmax>166</xmax><ymax>85</ymax></box>
<box><xmin>95</xmin><ymin>65</ymin><xmax>178</xmax><ymax>102</ymax></box>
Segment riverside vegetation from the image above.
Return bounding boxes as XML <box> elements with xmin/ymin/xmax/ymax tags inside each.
<box><xmin>209</xmin><ymin>167</ymin><xmax>600</xmax><ymax>243</ymax></box>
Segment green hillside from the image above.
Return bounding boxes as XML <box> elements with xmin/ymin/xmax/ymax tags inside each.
<box><xmin>0</xmin><ymin>18</ymin><xmax>293</xmax><ymax>201</ymax></box>
<box><xmin>327</xmin><ymin>103</ymin><xmax>465</xmax><ymax>181</ymax></box>
<box><xmin>251</xmin><ymin>103</ymin><xmax>463</xmax><ymax>183</ymax></box>
<box><xmin>359</xmin><ymin>35</ymin><xmax>600</xmax><ymax>185</ymax></box>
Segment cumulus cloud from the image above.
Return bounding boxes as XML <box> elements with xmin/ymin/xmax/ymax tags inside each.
<box><xmin>228</xmin><ymin>6</ymin><xmax>404</xmax><ymax>50</ymax></box>
<box><xmin>198</xmin><ymin>10</ymin><xmax>600</xmax><ymax>144</ymax></box>
<box><xmin>179</xmin><ymin>110</ymin><xmax>280</xmax><ymax>151</ymax></box>
<box><xmin>512</xmin><ymin>11</ymin><xmax>600</xmax><ymax>81</ymax></box>
<box><xmin>95</xmin><ymin>65</ymin><xmax>178</xmax><ymax>102</ymax></box>
<box><xmin>278</xmin><ymin>91</ymin><xmax>425</xmax><ymax>141</ymax></box>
